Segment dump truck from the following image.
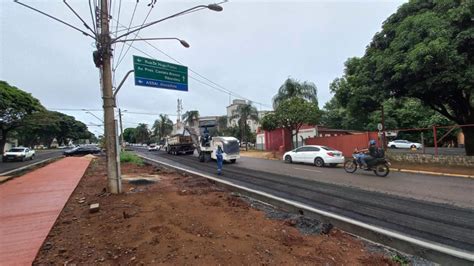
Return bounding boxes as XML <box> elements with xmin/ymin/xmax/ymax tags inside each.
<box><xmin>165</xmin><ymin>135</ymin><xmax>194</xmax><ymax>155</ymax></box>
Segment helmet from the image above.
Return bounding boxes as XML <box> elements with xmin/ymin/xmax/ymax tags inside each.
<box><xmin>369</xmin><ymin>139</ymin><xmax>376</xmax><ymax>145</ymax></box>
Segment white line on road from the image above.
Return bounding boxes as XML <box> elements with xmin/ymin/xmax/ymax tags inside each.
<box><xmin>293</xmin><ymin>167</ymin><xmax>322</xmax><ymax>173</ymax></box>
<box><xmin>137</xmin><ymin>153</ymin><xmax>474</xmax><ymax>262</ymax></box>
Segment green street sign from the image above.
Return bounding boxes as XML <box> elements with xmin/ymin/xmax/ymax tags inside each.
<box><xmin>133</xmin><ymin>55</ymin><xmax>188</xmax><ymax>91</ymax></box>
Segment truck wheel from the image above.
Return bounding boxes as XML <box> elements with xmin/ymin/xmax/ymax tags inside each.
<box><xmin>230</xmin><ymin>159</ymin><xmax>236</xmax><ymax>164</ymax></box>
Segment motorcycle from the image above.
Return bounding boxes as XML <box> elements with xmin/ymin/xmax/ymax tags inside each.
<box><xmin>344</xmin><ymin>153</ymin><xmax>391</xmax><ymax>177</ymax></box>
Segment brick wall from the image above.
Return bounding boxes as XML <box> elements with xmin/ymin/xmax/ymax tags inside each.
<box><xmin>386</xmin><ymin>152</ymin><xmax>474</xmax><ymax>167</ymax></box>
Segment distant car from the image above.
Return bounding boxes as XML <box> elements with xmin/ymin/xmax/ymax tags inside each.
<box><xmin>388</xmin><ymin>140</ymin><xmax>422</xmax><ymax>149</ymax></box>
<box><xmin>283</xmin><ymin>145</ymin><xmax>344</xmax><ymax>167</ymax></box>
<box><xmin>63</xmin><ymin>146</ymin><xmax>101</xmax><ymax>156</ymax></box>
<box><xmin>148</xmin><ymin>144</ymin><xmax>160</xmax><ymax>151</ymax></box>
<box><xmin>2</xmin><ymin>147</ymin><xmax>35</xmax><ymax>162</ymax></box>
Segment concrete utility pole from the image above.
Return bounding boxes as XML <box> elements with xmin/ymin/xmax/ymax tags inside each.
<box><xmin>118</xmin><ymin>108</ymin><xmax>125</xmax><ymax>149</ymax></box>
<box><xmin>99</xmin><ymin>0</ymin><xmax>121</xmax><ymax>194</ymax></box>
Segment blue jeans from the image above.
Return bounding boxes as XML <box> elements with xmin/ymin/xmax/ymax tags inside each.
<box><xmin>355</xmin><ymin>153</ymin><xmax>365</xmax><ymax>165</ymax></box>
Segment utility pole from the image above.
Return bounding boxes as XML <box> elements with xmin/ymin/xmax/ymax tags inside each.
<box><xmin>99</xmin><ymin>0</ymin><xmax>121</xmax><ymax>194</ymax></box>
<box><xmin>118</xmin><ymin>108</ymin><xmax>125</xmax><ymax>149</ymax></box>
<box><xmin>381</xmin><ymin>105</ymin><xmax>387</xmax><ymax>150</ymax></box>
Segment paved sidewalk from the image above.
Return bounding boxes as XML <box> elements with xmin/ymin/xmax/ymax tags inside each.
<box><xmin>0</xmin><ymin>157</ymin><xmax>92</xmax><ymax>265</ymax></box>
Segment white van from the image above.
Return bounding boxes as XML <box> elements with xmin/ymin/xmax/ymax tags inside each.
<box><xmin>210</xmin><ymin>136</ymin><xmax>240</xmax><ymax>163</ymax></box>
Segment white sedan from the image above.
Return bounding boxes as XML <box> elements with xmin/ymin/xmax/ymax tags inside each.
<box><xmin>388</xmin><ymin>140</ymin><xmax>422</xmax><ymax>149</ymax></box>
<box><xmin>283</xmin><ymin>145</ymin><xmax>344</xmax><ymax>167</ymax></box>
<box><xmin>2</xmin><ymin>147</ymin><xmax>36</xmax><ymax>162</ymax></box>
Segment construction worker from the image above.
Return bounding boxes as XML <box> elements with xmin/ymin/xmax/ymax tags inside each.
<box><xmin>216</xmin><ymin>145</ymin><xmax>224</xmax><ymax>175</ymax></box>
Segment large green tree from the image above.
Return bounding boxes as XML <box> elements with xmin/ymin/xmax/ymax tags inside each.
<box><xmin>14</xmin><ymin>111</ymin><xmax>94</xmax><ymax>148</ymax></box>
<box><xmin>334</xmin><ymin>0</ymin><xmax>474</xmax><ymax>154</ymax></box>
<box><xmin>262</xmin><ymin>97</ymin><xmax>320</xmax><ymax>148</ymax></box>
<box><xmin>272</xmin><ymin>78</ymin><xmax>318</xmax><ymax>109</ymax></box>
<box><xmin>123</xmin><ymin>128</ymin><xmax>137</xmax><ymax>143</ymax></box>
<box><xmin>0</xmin><ymin>81</ymin><xmax>44</xmax><ymax>152</ymax></box>
<box><xmin>135</xmin><ymin>123</ymin><xmax>150</xmax><ymax>144</ymax></box>
<box><xmin>152</xmin><ymin>114</ymin><xmax>173</xmax><ymax>141</ymax></box>
<box><xmin>232</xmin><ymin>103</ymin><xmax>259</xmax><ymax>149</ymax></box>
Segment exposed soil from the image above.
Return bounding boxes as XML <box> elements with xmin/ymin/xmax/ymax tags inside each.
<box><xmin>34</xmin><ymin>158</ymin><xmax>396</xmax><ymax>265</ymax></box>
<box><xmin>240</xmin><ymin>150</ymin><xmax>282</xmax><ymax>160</ymax></box>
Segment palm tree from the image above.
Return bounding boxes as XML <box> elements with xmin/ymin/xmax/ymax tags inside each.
<box><xmin>232</xmin><ymin>103</ymin><xmax>259</xmax><ymax>149</ymax></box>
<box><xmin>135</xmin><ymin>123</ymin><xmax>150</xmax><ymax>144</ymax></box>
<box><xmin>182</xmin><ymin>110</ymin><xmax>200</xmax><ymax>127</ymax></box>
<box><xmin>152</xmin><ymin>114</ymin><xmax>173</xmax><ymax>141</ymax></box>
<box><xmin>272</xmin><ymin>78</ymin><xmax>318</xmax><ymax>109</ymax></box>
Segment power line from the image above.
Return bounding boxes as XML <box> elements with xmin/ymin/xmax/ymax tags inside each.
<box><xmin>122</xmin><ymin>38</ymin><xmax>273</xmax><ymax>109</ymax></box>
<box><xmin>113</xmin><ymin>0</ymin><xmax>139</xmax><ymax>71</ymax></box>
<box><xmin>114</xmin><ymin>5</ymin><xmax>154</xmax><ymax>72</ymax></box>
<box><xmin>109</xmin><ymin>16</ymin><xmax>272</xmax><ymax>109</ymax></box>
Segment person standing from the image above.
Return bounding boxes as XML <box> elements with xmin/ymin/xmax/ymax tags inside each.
<box><xmin>216</xmin><ymin>145</ymin><xmax>224</xmax><ymax>175</ymax></box>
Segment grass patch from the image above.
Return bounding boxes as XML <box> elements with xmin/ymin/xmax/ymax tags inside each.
<box><xmin>120</xmin><ymin>151</ymin><xmax>144</xmax><ymax>166</ymax></box>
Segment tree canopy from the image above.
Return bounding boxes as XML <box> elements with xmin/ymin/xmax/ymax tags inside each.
<box><xmin>232</xmin><ymin>103</ymin><xmax>259</xmax><ymax>147</ymax></box>
<box><xmin>152</xmin><ymin>114</ymin><xmax>173</xmax><ymax>141</ymax></box>
<box><xmin>329</xmin><ymin>0</ymin><xmax>474</xmax><ymax>154</ymax></box>
<box><xmin>0</xmin><ymin>81</ymin><xmax>44</xmax><ymax>151</ymax></box>
<box><xmin>182</xmin><ymin>110</ymin><xmax>199</xmax><ymax>127</ymax></box>
<box><xmin>272</xmin><ymin>78</ymin><xmax>318</xmax><ymax>109</ymax></box>
<box><xmin>262</xmin><ymin>97</ymin><xmax>320</xmax><ymax>148</ymax></box>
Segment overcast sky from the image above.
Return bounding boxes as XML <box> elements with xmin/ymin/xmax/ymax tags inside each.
<box><xmin>1</xmin><ymin>0</ymin><xmax>404</xmax><ymax>136</ymax></box>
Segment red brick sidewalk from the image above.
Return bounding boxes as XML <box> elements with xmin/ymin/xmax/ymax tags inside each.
<box><xmin>0</xmin><ymin>157</ymin><xmax>92</xmax><ymax>265</ymax></box>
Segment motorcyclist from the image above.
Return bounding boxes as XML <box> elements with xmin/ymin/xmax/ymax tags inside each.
<box><xmin>355</xmin><ymin>139</ymin><xmax>378</xmax><ymax>169</ymax></box>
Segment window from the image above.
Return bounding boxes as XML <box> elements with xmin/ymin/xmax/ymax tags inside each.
<box><xmin>307</xmin><ymin>147</ymin><xmax>320</xmax><ymax>152</ymax></box>
<box><xmin>320</xmin><ymin>146</ymin><xmax>335</xmax><ymax>151</ymax></box>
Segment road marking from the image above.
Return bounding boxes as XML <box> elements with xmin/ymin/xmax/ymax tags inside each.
<box><xmin>137</xmin><ymin>153</ymin><xmax>474</xmax><ymax>262</ymax></box>
<box><xmin>293</xmin><ymin>167</ymin><xmax>322</xmax><ymax>173</ymax></box>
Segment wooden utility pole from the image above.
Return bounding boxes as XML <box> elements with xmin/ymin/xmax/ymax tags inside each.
<box><xmin>99</xmin><ymin>0</ymin><xmax>121</xmax><ymax>193</ymax></box>
<box><xmin>119</xmin><ymin>108</ymin><xmax>125</xmax><ymax>149</ymax></box>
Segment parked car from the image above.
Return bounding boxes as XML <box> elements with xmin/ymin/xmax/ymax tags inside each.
<box><xmin>2</xmin><ymin>147</ymin><xmax>35</xmax><ymax>162</ymax></box>
<box><xmin>63</xmin><ymin>146</ymin><xmax>101</xmax><ymax>156</ymax></box>
<box><xmin>388</xmin><ymin>140</ymin><xmax>422</xmax><ymax>149</ymax></box>
<box><xmin>283</xmin><ymin>145</ymin><xmax>344</xmax><ymax>167</ymax></box>
<box><xmin>148</xmin><ymin>144</ymin><xmax>160</xmax><ymax>151</ymax></box>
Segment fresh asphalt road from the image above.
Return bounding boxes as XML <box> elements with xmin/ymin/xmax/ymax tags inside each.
<box><xmin>137</xmin><ymin>148</ymin><xmax>474</xmax><ymax>208</ymax></box>
<box><xmin>0</xmin><ymin>150</ymin><xmax>64</xmax><ymax>175</ymax></box>
<box><xmin>133</xmin><ymin>148</ymin><xmax>474</xmax><ymax>253</ymax></box>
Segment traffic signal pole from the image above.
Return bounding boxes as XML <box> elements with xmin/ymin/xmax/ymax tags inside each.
<box><xmin>99</xmin><ymin>0</ymin><xmax>121</xmax><ymax>193</ymax></box>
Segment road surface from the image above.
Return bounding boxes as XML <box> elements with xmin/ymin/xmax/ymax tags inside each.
<box><xmin>0</xmin><ymin>150</ymin><xmax>64</xmax><ymax>175</ymax></box>
<box><xmin>134</xmin><ymin>148</ymin><xmax>474</xmax><ymax>253</ymax></box>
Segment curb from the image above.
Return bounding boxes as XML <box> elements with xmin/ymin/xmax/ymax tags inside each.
<box><xmin>0</xmin><ymin>157</ymin><xmax>60</xmax><ymax>183</ymax></box>
<box><xmin>390</xmin><ymin>168</ymin><xmax>474</xmax><ymax>179</ymax></box>
<box><xmin>137</xmin><ymin>153</ymin><xmax>473</xmax><ymax>265</ymax></box>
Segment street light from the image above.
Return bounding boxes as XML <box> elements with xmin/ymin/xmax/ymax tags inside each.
<box><xmin>112</xmin><ymin>3</ymin><xmax>224</xmax><ymax>43</ymax></box>
<box><xmin>84</xmin><ymin>110</ymin><xmax>104</xmax><ymax>123</ymax></box>
<box><xmin>114</xmin><ymin>37</ymin><xmax>190</xmax><ymax>48</ymax></box>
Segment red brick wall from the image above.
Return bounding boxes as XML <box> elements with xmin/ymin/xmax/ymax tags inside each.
<box><xmin>305</xmin><ymin>132</ymin><xmax>380</xmax><ymax>157</ymax></box>
<box><xmin>264</xmin><ymin>128</ymin><xmax>292</xmax><ymax>152</ymax></box>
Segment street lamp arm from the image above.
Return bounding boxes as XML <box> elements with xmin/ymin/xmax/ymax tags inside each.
<box><xmin>112</xmin><ymin>4</ymin><xmax>221</xmax><ymax>42</ymax></box>
<box><xmin>113</xmin><ymin>69</ymin><xmax>135</xmax><ymax>105</ymax></box>
<box><xmin>114</xmin><ymin>37</ymin><xmax>190</xmax><ymax>48</ymax></box>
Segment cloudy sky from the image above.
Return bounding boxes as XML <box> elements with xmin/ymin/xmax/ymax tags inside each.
<box><xmin>1</xmin><ymin>0</ymin><xmax>404</xmax><ymax>136</ymax></box>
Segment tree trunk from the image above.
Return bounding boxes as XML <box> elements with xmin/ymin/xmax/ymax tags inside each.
<box><xmin>462</xmin><ymin>126</ymin><xmax>474</xmax><ymax>156</ymax></box>
<box><xmin>0</xmin><ymin>129</ymin><xmax>9</xmax><ymax>154</ymax></box>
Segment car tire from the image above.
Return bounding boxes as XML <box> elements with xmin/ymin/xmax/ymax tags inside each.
<box><xmin>314</xmin><ymin>157</ymin><xmax>324</xmax><ymax>167</ymax></box>
<box><xmin>390</xmin><ymin>145</ymin><xmax>396</xmax><ymax>148</ymax></box>
<box><xmin>285</xmin><ymin>155</ymin><xmax>292</xmax><ymax>163</ymax></box>
<box><xmin>230</xmin><ymin>159</ymin><xmax>236</xmax><ymax>164</ymax></box>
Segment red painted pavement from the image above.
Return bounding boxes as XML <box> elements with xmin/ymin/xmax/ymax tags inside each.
<box><xmin>0</xmin><ymin>157</ymin><xmax>92</xmax><ymax>265</ymax></box>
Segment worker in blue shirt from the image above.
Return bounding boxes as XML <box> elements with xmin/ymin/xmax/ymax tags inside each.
<box><xmin>216</xmin><ymin>145</ymin><xmax>224</xmax><ymax>175</ymax></box>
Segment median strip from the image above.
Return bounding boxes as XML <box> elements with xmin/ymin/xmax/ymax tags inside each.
<box><xmin>136</xmin><ymin>153</ymin><xmax>474</xmax><ymax>264</ymax></box>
